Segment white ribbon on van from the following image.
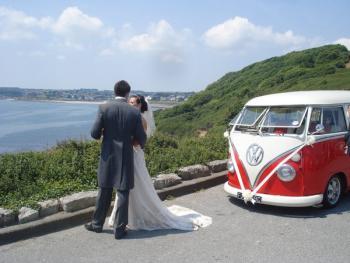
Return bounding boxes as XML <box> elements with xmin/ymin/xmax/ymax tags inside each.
<box><xmin>249</xmin><ymin>143</ymin><xmax>305</xmax><ymax>204</ymax></box>
<box><xmin>227</xmin><ymin>135</ymin><xmax>310</xmax><ymax>204</ymax></box>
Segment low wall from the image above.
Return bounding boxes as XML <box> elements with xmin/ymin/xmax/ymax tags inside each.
<box><xmin>0</xmin><ymin>159</ymin><xmax>227</xmax><ymax>229</ymax></box>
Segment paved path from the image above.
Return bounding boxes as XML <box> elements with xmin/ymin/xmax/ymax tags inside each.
<box><xmin>1</xmin><ymin>184</ymin><xmax>350</xmax><ymax>263</ymax></box>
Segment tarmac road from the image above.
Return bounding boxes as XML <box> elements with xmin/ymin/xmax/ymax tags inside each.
<box><xmin>1</xmin><ymin>184</ymin><xmax>350</xmax><ymax>263</ymax></box>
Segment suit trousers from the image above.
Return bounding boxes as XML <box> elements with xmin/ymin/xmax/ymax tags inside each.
<box><xmin>92</xmin><ymin>187</ymin><xmax>129</xmax><ymax>231</ymax></box>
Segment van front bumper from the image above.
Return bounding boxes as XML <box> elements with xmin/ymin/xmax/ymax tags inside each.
<box><xmin>224</xmin><ymin>182</ymin><xmax>323</xmax><ymax>207</ymax></box>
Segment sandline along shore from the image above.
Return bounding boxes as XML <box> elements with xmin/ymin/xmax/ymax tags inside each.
<box><xmin>2</xmin><ymin>98</ymin><xmax>178</xmax><ymax>109</ymax></box>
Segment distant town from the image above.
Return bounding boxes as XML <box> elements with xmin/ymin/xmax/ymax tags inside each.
<box><xmin>0</xmin><ymin>87</ymin><xmax>195</xmax><ymax>103</ymax></box>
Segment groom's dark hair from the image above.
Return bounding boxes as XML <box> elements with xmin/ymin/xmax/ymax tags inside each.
<box><xmin>114</xmin><ymin>80</ymin><xmax>131</xmax><ymax>97</ymax></box>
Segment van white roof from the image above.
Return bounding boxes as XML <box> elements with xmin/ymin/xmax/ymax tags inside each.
<box><xmin>246</xmin><ymin>90</ymin><xmax>350</xmax><ymax>106</ymax></box>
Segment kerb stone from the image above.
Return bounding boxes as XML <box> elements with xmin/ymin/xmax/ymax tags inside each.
<box><xmin>38</xmin><ymin>199</ymin><xmax>60</xmax><ymax>217</ymax></box>
<box><xmin>153</xmin><ymin>173</ymin><xmax>182</xmax><ymax>190</ymax></box>
<box><xmin>18</xmin><ymin>207</ymin><xmax>39</xmax><ymax>224</ymax></box>
<box><xmin>0</xmin><ymin>208</ymin><xmax>16</xmax><ymax>227</ymax></box>
<box><xmin>177</xmin><ymin>164</ymin><xmax>210</xmax><ymax>180</ymax></box>
<box><xmin>206</xmin><ymin>159</ymin><xmax>228</xmax><ymax>173</ymax></box>
<box><xmin>60</xmin><ymin>191</ymin><xmax>98</xmax><ymax>212</ymax></box>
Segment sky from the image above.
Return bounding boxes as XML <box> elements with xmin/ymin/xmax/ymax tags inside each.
<box><xmin>0</xmin><ymin>0</ymin><xmax>349</xmax><ymax>92</ymax></box>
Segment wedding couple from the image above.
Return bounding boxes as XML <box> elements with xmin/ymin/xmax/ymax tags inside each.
<box><xmin>85</xmin><ymin>80</ymin><xmax>212</xmax><ymax>239</ymax></box>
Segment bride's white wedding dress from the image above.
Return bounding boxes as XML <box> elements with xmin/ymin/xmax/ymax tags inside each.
<box><xmin>108</xmin><ymin>106</ymin><xmax>212</xmax><ymax>231</ymax></box>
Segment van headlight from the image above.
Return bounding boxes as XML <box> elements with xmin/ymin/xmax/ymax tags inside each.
<box><xmin>227</xmin><ymin>159</ymin><xmax>235</xmax><ymax>173</ymax></box>
<box><xmin>277</xmin><ymin>164</ymin><xmax>296</xmax><ymax>182</ymax></box>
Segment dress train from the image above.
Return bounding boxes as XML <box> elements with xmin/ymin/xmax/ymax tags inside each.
<box><xmin>108</xmin><ymin>147</ymin><xmax>212</xmax><ymax>231</ymax></box>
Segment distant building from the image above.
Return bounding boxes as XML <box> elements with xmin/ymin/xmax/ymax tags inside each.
<box><xmin>150</xmin><ymin>95</ymin><xmax>161</xmax><ymax>101</ymax></box>
<box><xmin>176</xmin><ymin>95</ymin><xmax>185</xmax><ymax>102</ymax></box>
<box><xmin>0</xmin><ymin>87</ymin><xmax>195</xmax><ymax>102</ymax></box>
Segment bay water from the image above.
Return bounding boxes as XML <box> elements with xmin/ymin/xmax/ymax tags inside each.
<box><xmin>0</xmin><ymin>99</ymin><xmax>160</xmax><ymax>154</ymax></box>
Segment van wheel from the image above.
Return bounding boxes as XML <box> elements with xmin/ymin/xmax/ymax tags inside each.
<box><xmin>322</xmin><ymin>175</ymin><xmax>342</xmax><ymax>208</ymax></box>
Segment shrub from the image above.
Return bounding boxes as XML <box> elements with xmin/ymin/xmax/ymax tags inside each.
<box><xmin>0</xmin><ymin>130</ymin><xmax>227</xmax><ymax>210</ymax></box>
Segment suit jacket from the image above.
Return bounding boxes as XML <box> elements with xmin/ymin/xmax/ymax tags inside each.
<box><xmin>91</xmin><ymin>98</ymin><xmax>147</xmax><ymax>190</ymax></box>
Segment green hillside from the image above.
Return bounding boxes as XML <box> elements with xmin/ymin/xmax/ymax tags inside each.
<box><xmin>156</xmin><ymin>44</ymin><xmax>350</xmax><ymax>136</ymax></box>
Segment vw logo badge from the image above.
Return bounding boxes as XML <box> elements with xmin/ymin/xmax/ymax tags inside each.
<box><xmin>246</xmin><ymin>144</ymin><xmax>264</xmax><ymax>166</ymax></box>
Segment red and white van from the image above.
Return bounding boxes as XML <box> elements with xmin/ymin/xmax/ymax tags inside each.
<box><xmin>224</xmin><ymin>90</ymin><xmax>350</xmax><ymax>207</ymax></box>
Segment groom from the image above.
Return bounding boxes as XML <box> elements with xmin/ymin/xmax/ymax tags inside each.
<box><xmin>85</xmin><ymin>80</ymin><xmax>147</xmax><ymax>239</ymax></box>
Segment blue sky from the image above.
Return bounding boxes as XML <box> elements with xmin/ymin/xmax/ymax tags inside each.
<box><xmin>0</xmin><ymin>0</ymin><xmax>349</xmax><ymax>92</ymax></box>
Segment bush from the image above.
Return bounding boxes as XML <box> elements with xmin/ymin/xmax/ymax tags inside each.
<box><xmin>0</xmin><ymin>140</ymin><xmax>100</xmax><ymax>210</ymax></box>
<box><xmin>0</xmin><ymin>130</ymin><xmax>227</xmax><ymax>210</ymax></box>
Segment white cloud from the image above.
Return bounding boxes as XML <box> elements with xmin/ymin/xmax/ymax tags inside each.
<box><xmin>0</xmin><ymin>6</ymin><xmax>51</xmax><ymax>40</ymax></box>
<box><xmin>120</xmin><ymin>32</ymin><xmax>157</xmax><ymax>51</ymax></box>
<box><xmin>203</xmin><ymin>16</ymin><xmax>307</xmax><ymax>50</ymax></box>
<box><xmin>119</xmin><ymin>20</ymin><xmax>191</xmax><ymax>63</ymax></box>
<box><xmin>0</xmin><ymin>6</ymin><xmax>115</xmax><ymax>52</ymax></box>
<box><xmin>119</xmin><ymin>20</ymin><xmax>173</xmax><ymax>51</ymax></box>
<box><xmin>50</xmin><ymin>7</ymin><xmax>115</xmax><ymax>50</ymax></box>
<box><xmin>334</xmin><ymin>38</ymin><xmax>350</xmax><ymax>50</ymax></box>
<box><xmin>52</xmin><ymin>7</ymin><xmax>103</xmax><ymax>34</ymax></box>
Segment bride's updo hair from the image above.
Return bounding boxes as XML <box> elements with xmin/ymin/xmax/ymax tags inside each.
<box><xmin>138</xmin><ymin>95</ymin><xmax>148</xmax><ymax>113</ymax></box>
<box><xmin>129</xmin><ymin>95</ymin><xmax>148</xmax><ymax>113</ymax></box>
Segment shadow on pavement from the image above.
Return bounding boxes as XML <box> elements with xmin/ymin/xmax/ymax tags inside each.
<box><xmin>227</xmin><ymin>194</ymin><xmax>350</xmax><ymax>219</ymax></box>
<box><xmin>102</xmin><ymin>228</ymin><xmax>190</xmax><ymax>239</ymax></box>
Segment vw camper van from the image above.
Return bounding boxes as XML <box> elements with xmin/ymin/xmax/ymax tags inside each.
<box><xmin>224</xmin><ymin>91</ymin><xmax>350</xmax><ymax>207</ymax></box>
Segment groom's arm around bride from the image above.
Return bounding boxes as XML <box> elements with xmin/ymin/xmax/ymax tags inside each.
<box><xmin>85</xmin><ymin>80</ymin><xmax>147</xmax><ymax>239</ymax></box>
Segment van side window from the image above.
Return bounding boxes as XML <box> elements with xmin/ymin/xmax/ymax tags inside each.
<box><xmin>309</xmin><ymin>107</ymin><xmax>347</xmax><ymax>134</ymax></box>
<box><xmin>324</xmin><ymin>107</ymin><xmax>347</xmax><ymax>133</ymax></box>
<box><xmin>308</xmin><ymin>108</ymin><xmax>321</xmax><ymax>133</ymax></box>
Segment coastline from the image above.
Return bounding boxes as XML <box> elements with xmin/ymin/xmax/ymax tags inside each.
<box><xmin>1</xmin><ymin>98</ymin><xmax>178</xmax><ymax>108</ymax></box>
<box><xmin>1</xmin><ymin>98</ymin><xmax>104</xmax><ymax>105</ymax></box>
<box><xmin>43</xmin><ymin>100</ymin><xmax>103</xmax><ymax>105</ymax></box>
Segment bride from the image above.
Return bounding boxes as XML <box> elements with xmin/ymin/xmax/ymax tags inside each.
<box><xmin>108</xmin><ymin>95</ymin><xmax>212</xmax><ymax>231</ymax></box>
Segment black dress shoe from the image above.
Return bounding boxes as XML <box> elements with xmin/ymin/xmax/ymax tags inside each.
<box><xmin>84</xmin><ymin>223</ymin><xmax>102</xmax><ymax>233</ymax></box>
<box><xmin>114</xmin><ymin>229</ymin><xmax>127</xmax><ymax>239</ymax></box>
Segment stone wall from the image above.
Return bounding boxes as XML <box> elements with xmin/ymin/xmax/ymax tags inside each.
<box><xmin>0</xmin><ymin>159</ymin><xmax>227</xmax><ymax>228</ymax></box>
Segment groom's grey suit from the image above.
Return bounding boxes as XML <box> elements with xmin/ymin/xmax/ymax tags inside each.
<box><xmin>90</xmin><ymin>97</ymin><xmax>147</xmax><ymax>236</ymax></box>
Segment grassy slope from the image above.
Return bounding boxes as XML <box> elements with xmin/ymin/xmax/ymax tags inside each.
<box><xmin>156</xmin><ymin>44</ymin><xmax>350</xmax><ymax>137</ymax></box>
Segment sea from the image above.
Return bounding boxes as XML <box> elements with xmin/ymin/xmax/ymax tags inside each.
<box><xmin>0</xmin><ymin>99</ymin><xmax>162</xmax><ymax>154</ymax></box>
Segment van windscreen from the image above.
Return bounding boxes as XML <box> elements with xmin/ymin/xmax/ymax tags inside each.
<box><xmin>262</xmin><ymin>107</ymin><xmax>307</xmax><ymax>128</ymax></box>
<box><xmin>236</xmin><ymin>107</ymin><xmax>267</xmax><ymax>126</ymax></box>
<box><xmin>234</xmin><ymin>106</ymin><xmax>307</xmax><ymax>135</ymax></box>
